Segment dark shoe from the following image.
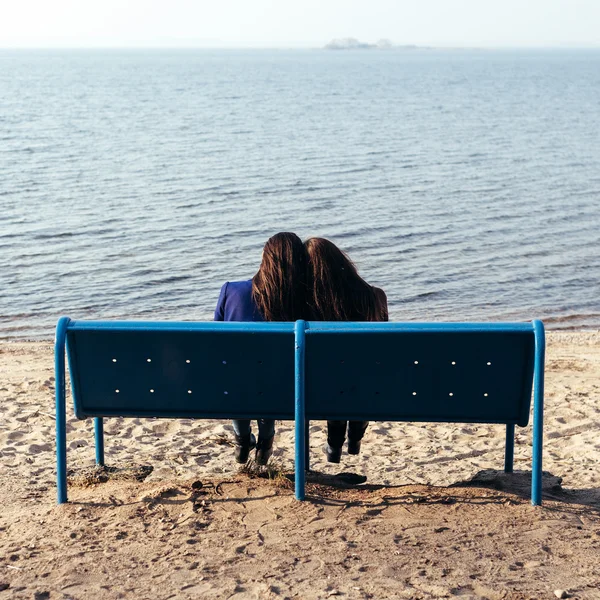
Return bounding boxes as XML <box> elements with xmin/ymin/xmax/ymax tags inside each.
<box><xmin>255</xmin><ymin>436</ymin><xmax>274</xmax><ymax>465</ymax></box>
<box><xmin>325</xmin><ymin>444</ymin><xmax>342</xmax><ymax>463</ymax></box>
<box><xmin>347</xmin><ymin>439</ymin><xmax>362</xmax><ymax>455</ymax></box>
<box><xmin>234</xmin><ymin>433</ymin><xmax>256</xmax><ymax>464</ymax></box>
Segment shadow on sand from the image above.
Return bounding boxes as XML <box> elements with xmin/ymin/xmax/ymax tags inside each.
<box><xmin>64</xmin><ymin>463</ymin><xmax>600</xmax><ymax>514</ymax></box>
<box><xmin>300</xmin><ymin>469</ymin><xmax>600</xmax><ymax>512</ymax></box>
<box><xmin>454</xmin><ymin>469</ymin><xmax>600</xmax><ymax>511</ymax></box>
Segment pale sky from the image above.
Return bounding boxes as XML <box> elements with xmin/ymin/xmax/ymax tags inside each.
<box><xmin>1</xmin><ymin>0</ymin><xmax>599</xmax><ymax>48</ymax></box>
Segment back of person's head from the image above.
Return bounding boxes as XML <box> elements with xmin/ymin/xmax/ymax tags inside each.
<box><xmin>305</xmin><ymin>237</ymin><xmax>384</xmax><ymax>322</ymax></box>
<box><xmin>252</xmin><ymin>232</ymin><xmax>308</xmax><ymax>321</ymax></box>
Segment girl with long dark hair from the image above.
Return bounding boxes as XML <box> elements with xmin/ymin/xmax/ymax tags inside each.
<box><xmin>304</xmin><ymin>237</ymin><xmax>388</xmax><ymax>463</ymax></box>
<box><xmin>214</xmin><ymin>232</ymin><xmax>308</xmax><ymax>464</ymax></box>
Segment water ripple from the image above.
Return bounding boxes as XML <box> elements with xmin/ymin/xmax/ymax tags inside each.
<box><xmin>1</xmin><ymin>48</ymin><xmax>599</xmax><ymax>339</ymax></box>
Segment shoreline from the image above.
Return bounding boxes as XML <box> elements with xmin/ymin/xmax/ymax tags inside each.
<box><xmin>2</xmin><ymin>325</ymin><xmax>600</xmax><ymax>344</ymax></box>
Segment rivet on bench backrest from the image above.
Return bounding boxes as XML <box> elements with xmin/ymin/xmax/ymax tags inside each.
<box><xmin>115</xmin><ymin>389</ymin><xmax>120</xmax><ymax>393</ymax></box>
<box><xmin>412</xmin><ymin>392</ymin><xmax>417</xmax><ymax>396</ymax></box>
<box><xmin>487</xmin><ymin>362</ymin><xmax>492</xmax><ymax>366</ymax></box>
<box><xmin>147</xmin><ymin>359</ymin><xmax>151</xmax><ymax>363</ymax></box>
<box><xmin>224</xmin><ymin>391</ymin><xmax>228</xmax><ymax>395</ymax></box>
<box><xmin>258</xmin><ymin>360</ymin><xmax>263</xmax><ymax>364</ymax></box>
<box><xmin>188</xmin><ymin>390</ymin><xmax>192</xmax><ymax>394</ymax></box>
<box><xmin>484</xmin><ymin>393</ymin><xmax>488</xmax><ymax>397</ymax></box>
<box><xmin>150</xmin><ymin>389</ymin><xmax>154</xmax><ymax>393</ymax></box>
<box><xmin>449</xmin><ymin>392</ymin><xmax>454</xmax><ymax>396</ymax></box>
<box><xmin>186</xmin><ymin>359</ymin><xmax>191</xmax><ymax>364</ymax></box>
<box><xmin>222</xmin><ymin>360</ymin><xmax>227</xmax><ymax>364</ymax></box>
<box><xmin>451</xmin><ymin>361</ymin><xmax>456</xmax><ymax>365</ymax></box>
<box><xmin>414</xmin><ymin>360</ymin><xmax>418</xmax><ymax>365</ymax></box>
<box><xmin>112</xmin><ymin>358</ymin><xmax>117</xmax><ymax>363</ymax></box>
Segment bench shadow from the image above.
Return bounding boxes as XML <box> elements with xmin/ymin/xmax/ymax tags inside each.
<box><xmin>452</xmin><ymin>469</ymin><xmax>600</xmax><ymax>511</ymax></box>
<box><xmin>299</xmin><ymin>469</ymin><xmax>600</xmax><ymax>513</ymax></box>
<box><xmin>63</xmin><ymin>465</ymin><xmax>600</xmax><ymax>514</ymax></box>
<box><xmin>64</xmin><ymin>473</ymin><xmax>281</xmax><ymax>509</ymax></box>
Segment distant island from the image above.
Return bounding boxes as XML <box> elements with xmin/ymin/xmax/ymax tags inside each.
<box><xmin>324</xmin><ymin>38</ymin><xmax>424</xmax><ymax>50</ymax></box>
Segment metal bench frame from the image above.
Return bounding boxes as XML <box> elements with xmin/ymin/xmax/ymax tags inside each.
<box><xmin>55</xmin><ymin>317</ymin><xmax>545</xmax><ymax>505</ymax></box>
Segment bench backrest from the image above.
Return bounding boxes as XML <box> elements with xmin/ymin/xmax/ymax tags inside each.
<box><xmin>303</xmin><ymin>323</ymin><xmax>536</xmax><ymax>427</ymax></box>
<box><xmin>64</xmin><ymin>320</ymin><xmax>536</xmax><ymax>427</ymax></box>
<box><xmin>65</xmin><ymin>321</ymin><xmax>295</xmax><ymax>420</ymax></box>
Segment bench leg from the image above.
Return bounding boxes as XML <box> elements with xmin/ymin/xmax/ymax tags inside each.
<box><xmin>532</xmin><ymin>319</ymin><xmax>545</xmax><ymax>506</ymax></box>
<box><xmin>56</xmin><ymin>365</ymin><xmax>67</xmax><ymax>504</ymax></box>
<box><xmin>55</xmin><ymin>317</ymin><xmax>70</xmax><ymax>504</ymax></box>
<box><xmin>532</xmin><ymin>380</ymin><xmax>544</xmax><ymax>505</ymax></box>
<box><xmin>295</xmin><ymin>416</ymin><xmax>306</xmax><ymax>500</ymax></box>
<box><xmin>504</xmin><ymin>424</ymin><xmax>514</xmax><ymax>473</ymax></box>
<box><xmin>295</xmin><ymin>320</ymin><xmax>306</xmax><ymax>500</ymax></box>
<box><xmin>305</xmin><ymin>420</ymin><xmax>310</xmax><ymax>472</ymax></box>
<box><xmin>94</xmin><ymin>418</ymin><xmax>105</xmax><ymax>466</ymax></box>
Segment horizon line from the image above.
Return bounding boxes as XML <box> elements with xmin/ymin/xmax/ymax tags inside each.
<box><xmin>1</xmin><ymin>43</ymin><xmax>599</xmax><ymax>51</ymax></box>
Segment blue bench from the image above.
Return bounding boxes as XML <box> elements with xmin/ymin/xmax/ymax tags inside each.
<box><xmin>55</xmin><ymin>317</ymin><xmax>545</xmax><ymax>505</ymax></box>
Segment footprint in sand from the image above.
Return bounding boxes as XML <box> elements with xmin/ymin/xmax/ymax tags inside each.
<box><xmin>151</xmin><ymin>421</ymin><xmax>176</xmax><ymax>434</ymax></box>
<box><xmin>68</xmin><ymin>439</ymin><xmax>89</xmax><ymax>450</ymax></box>
<box><xmin>28</xmin><ymin>443</ymin><xmax>52</xmax><ymax>454</ymax></box>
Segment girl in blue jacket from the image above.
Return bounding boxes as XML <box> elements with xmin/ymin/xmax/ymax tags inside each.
<box><xmin>215</xmin><ymin>232</ymin><xmax>308</xmax><ymax>464</ymax></box>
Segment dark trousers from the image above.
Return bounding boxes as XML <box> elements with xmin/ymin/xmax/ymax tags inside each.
<box><xmin>232</xmin><ymin>419</ymin><xmax>275</xmax><ymax>440</ymax></box>
<box><xmin>327</xmin><ymin>420</ymin><xmax>369</xmax><ymax>449</ymax></box>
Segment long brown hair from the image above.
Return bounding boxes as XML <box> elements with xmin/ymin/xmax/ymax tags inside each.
<box><xmin>305</xmin><ymin>237</ymin><xmax>388</xmax><ymax>322</ymax></box>
<box><xmin>252</xmin><ymin>232</ymin><xmax>308</xmax><ymax>321</ymax></box>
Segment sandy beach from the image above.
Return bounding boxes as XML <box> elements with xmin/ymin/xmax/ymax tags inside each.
<box><xmin>1</xmin><ymin>331</ymin><xmax>599</xmax><ymax>599</ymax></box>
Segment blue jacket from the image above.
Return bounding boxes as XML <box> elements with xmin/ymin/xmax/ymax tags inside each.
<box><xmin>214</xmin><ymin>279</ymin><xmax>264</xmax><ymax>322</ymax></box>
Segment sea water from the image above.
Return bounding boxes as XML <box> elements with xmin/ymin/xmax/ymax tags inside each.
<box><xmin>1</xmin><ymin>48</ymin><xmax>599</xmax><ymax>339</ymax></box>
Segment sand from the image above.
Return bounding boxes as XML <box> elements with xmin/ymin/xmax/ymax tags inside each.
<box><xmin>1</xmin><ymin>332</ymin><xmax>599</xmax><ymax>599</ymax></box>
